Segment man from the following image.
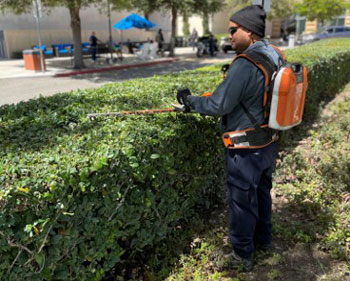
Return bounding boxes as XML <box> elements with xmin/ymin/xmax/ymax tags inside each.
<box><xmin>155</xmin><ymin>28</ymin><xmax>165</xmax><ymax>52</ymax></box>
<box><xmin>190</xmin><ymin>28</ymin><xmax>198</xmax><ymax>50</ymax></box>
<box><xmin>89</xmin><ymin>32</ymin><xmax>100</xmax><ymax>63</ymax></box>
<box><xmin>127</xmin><ymin>39</ymin><xmax>134</xmax><ymax>54</ymax></box>
<box><xmin>174</xmin><ymin>5</ymin><xmax>281</xmax><ymax>271</ymax></box>
<box><xmin>208</xmin><ymin>33</ymin><xmax>216</xmax><ymax>57</ymax></box>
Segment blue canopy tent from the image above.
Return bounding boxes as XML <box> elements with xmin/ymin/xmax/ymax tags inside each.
<box><xmin>113</xmin><ymin>13</ymin><xmax>156</xmax><ymax>30</ymax></box>
<box><xmin>113</xmin><ymin>13</ymin><xmax>156</xmax><ymax>44</ymax></box>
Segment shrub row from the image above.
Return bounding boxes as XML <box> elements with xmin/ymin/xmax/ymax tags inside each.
<box><xmin>1</xmin><ymin>38</ymin><xmax>350</xmax><ymax>280</ymax></box>
<box><xmin>273</xmin><ymin>92</ymin><xmax>350</xmax><ymax>259</ymax></box>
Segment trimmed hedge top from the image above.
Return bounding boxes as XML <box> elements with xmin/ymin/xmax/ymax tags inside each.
<box><xmin>1</xmin><ymin>38</ymin><xmax>350</xmax><ymax>280</ymax></box>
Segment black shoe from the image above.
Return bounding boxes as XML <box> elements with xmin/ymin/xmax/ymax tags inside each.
<box><xmin>224</xmin><ymin>250</ymin><xmax>253</xmax><ymax>272</ymax></box>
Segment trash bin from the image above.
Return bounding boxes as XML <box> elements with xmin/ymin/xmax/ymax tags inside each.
<box><xmin>22</xmin><ymin>49</ymin><xmax>45</xmax><ymax>71</ymax></box>
<box><xmin>288</xmin><ymin>34</ymin><xmax>295</xmax><ymax>48</ymax></box>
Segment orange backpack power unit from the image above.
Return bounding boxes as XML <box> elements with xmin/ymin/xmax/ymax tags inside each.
<box><xmin>268</xmin><ymin>60</ymin><xmax>308</xmax><ymax>130</ymax></box>
<box><xmin>235</xmin><ymin>45</ymin><xmax>308</xmax><ymax>131</ymax></box>
<box><xmin>219</xmin><ymin>45</ymin><xmax>308</xmax><ymax>149</ymax></box>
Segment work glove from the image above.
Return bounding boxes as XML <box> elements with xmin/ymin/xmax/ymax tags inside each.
<box><xmin>171</xmin><ymin>103</ymin><xmax>187</xmax><ymax>112</ymax></box>
<box><xmin>176</xmin><ymin>88</ymin><xmax>192</xmax><ymax>112</ymax></box>
<box><xmin>221</xmin><ymin>64</ymin><xmax>230</xmax><ymax>79</ymax></box>
<box><xmin>221</xmin><ymin>64</ymin><xmax>230</xmax><ymax>74</ymax></box>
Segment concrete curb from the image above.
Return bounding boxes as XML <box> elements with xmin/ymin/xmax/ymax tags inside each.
<box><xmin>0</xmin><ymin>72</ymin><xmax>57</xmax><ymax>79</ymax></box>
<box><xmin>54</xmin><ymin>58</ymin><xmax>179</xmax><ymax>78</ymax></box>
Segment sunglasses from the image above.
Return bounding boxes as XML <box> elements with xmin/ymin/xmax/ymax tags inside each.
<box><xmin>228</xmin><ymin>26</ymin><xmax>240</xmax><ymax>36</ymax></box>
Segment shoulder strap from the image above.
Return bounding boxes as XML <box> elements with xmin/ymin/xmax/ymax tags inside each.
<box><xmin>243</xmin><ymin>49</ymin><xmax>277</xmax><ymax>81</ymax></box>
<box><xmin>270</xmin><ymin>44</ymin><xmax>287</xmax><ymax>65</ymax></box>
<box><xmin>239</xmin><ymin>101</ymin><xmax>264</xmax><ymax>133</ymax></box>
<box><xmin>233</xmin><ymin>49</ymin><xmax>279</xmax><ymax>124</ymax></box>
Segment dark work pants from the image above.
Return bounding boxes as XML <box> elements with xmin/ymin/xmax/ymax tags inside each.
<box><xmin>226</xmin><ymin>143</ymin><xmax>277</xmax><ymax>259</ymax></box>
<box><xmin>91</xmin><ymin>46</ymin><xmax>97</xmax><ymax>61</ymax></box>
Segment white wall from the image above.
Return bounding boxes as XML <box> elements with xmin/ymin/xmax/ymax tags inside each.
<box><xmin>0</xmin><ymin>6</ymin><xmax>171</xmax><ymax>58</ymax></box>
<box><xmin>177</xmin><ymin>15</ymin><xmax>204</xmax><ymax>37</ymax></box>
<box><xmin>211</xmin><ymin>10</ymin><xmax>232</xmax><ymax>34</ymax></box>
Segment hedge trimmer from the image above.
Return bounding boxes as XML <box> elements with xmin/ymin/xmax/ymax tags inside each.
<box><xmin>87</xmin><ymin>91</ymin><xmax>215</xmax><ymax>120</ymax></box>
<box><xmin>87</xmin><ymin>108</ymin><xmax>176</xmax><ymax>120</ymax></box>
<box><xmin>87</xmin><ymin>65</ymin><xmax>230</xmax><ymax>120</ymax></box>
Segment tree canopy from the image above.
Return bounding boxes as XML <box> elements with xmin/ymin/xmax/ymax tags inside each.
<box><xmin>294</xmin><ymin>0</ymin><xmax>346</xmax><ymax>24</ymax></box>
<box><xmin>268</xmin><ymin>0</ymin><xmax>298</xmax><ymax>20</ymax></box>
<box><xmin>126</xmin><ymin>0</ymin><xmax>158</xmax><ymax>18</ymax></box>
<box><xmin>224</xmin><ymin>0</ymin><xmax>249</xmax><ymax>12</ymax></box>
<box><xmin>0</xmin><ymin>0</ymin><xmax>32</xmax><ymax>14</ymax></box>
<box><xmin>224</xmin><ymin>0</ymin><xmax>299</xmax><ymax>20</ymax></box>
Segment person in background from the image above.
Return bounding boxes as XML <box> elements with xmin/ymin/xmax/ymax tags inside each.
<box><xmin>127</xmin><ymin>39</ymin><xmax>134</xmax><ymax>54</ymax></box>
<box><xmin>190</xmin><ymin>28</ymin><xmax>198</xmax><ymax>50</ymax></box>
<box><xmin>208</xmin><ymin>33</ymin><xmax>216</xmax><ymax>56</ymax></box>
<box><xmin>156</xmin><ymin>28</ymin><xmax>165</xmax><ymax>52</ymax></box>
<box><xmin>89</xmin><ymin>32</ymin><xmax>101</xmax><ymax>63</ymax></box>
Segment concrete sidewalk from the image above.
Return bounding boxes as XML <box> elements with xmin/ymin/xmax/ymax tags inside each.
<box><xmin>0</xmin><ymin>45</ymin><xmax>292</xmax><ymax>80</ymax></box>
<box><xmin>1</xmin><ymin>47</ymin><xmax>229</xmax><ymax>79</ymax></box>
<box><xmin>0</xmin><ymin>52</ymin><xmax>179</xmax><ymax>79</ymax></box>
<box><xmin>0</xmin><ymin>48</ymin><xmax>236</xmax><ymax>106</ymax></box>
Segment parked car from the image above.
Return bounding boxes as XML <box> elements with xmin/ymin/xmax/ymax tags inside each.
<box><xmin>220</xmin><ymin>37</ymin><xmax>234</xmax><ymax>53</ymax></box>
<box><xmin>317</xmin><ymin>25</ymin><xmax>350</xmax><ymax>40</ymax></box>
<box><xmin>301</xmin><ymin>33</ymin><xmax>317</xmax><ymax>43</ymax></box>
<box><xmin>303</xmin><ymin>25</ymin><xmax>350</xmax><ymax>43</ymax></box>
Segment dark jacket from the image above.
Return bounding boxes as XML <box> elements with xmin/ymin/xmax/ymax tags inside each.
<box><xmin>187</xmin><ymin>39</ymin><xmax>280</xmax><ymax>133</ymax></box>
<box><xmin>89</xmin><ymin>35</ymin><xmax>98</xmax><ymax>47</ymax></box>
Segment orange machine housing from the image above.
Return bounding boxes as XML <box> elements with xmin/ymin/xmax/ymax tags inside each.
<box><xmin>268</xmin><ymin>64</ymin><xmax>308</xmax><ymax>130</ymax></box>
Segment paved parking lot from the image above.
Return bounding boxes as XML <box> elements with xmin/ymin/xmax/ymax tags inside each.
<box><xmin>0</xmin><ymin>48</ymin><xmax>233</xmax><ymax>106</ymax></box>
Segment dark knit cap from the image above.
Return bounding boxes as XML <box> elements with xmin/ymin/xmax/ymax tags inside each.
<box><xmin>230</xmin><ymin>5</ymin><xmax>266</xmax><ymax>37</ymax></box>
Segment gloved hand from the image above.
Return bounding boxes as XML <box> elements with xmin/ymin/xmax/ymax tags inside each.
<box><xmin>171</xmin><ymin>103</ymin><xmax>187</xmax><ymax>112</ymax></box>
<box><xmin>221</xmin><ymin>64</ymin><xmax>230</xmax><ymax>73</ymax></box>
<box><xmin>176</xmin><ymin>88</ymin><xmax>192</xmax><ymax>112</ymax></box>
<box><xmin>221</xmin><ymin>64</ymin><xmax>230</xmax><ymax>78</ymax></box>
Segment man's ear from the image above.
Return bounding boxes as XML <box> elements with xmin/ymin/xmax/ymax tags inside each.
<box><xmin>248</xmin><ymin>32</ymin><xmax>255</xmax><ymax>43</ymax></box>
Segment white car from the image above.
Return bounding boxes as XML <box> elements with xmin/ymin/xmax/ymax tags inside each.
<box><xmin>220</xmin><ymin>37</ymin><xmax>234</xmax><ymax>53</ymax></box>
<box><xmin>316</xmin><ymin>26</ymin><xmax>350</xmax><ymax>40</ymax></box>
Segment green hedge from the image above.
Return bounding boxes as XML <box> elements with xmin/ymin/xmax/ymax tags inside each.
<box><xmin>1</xmin><ymin>38</ymin><xmax>350</xmax><ymax>280</ymax></box>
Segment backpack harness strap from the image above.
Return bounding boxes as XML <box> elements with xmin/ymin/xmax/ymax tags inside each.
<box><xmin>270</xmin><ymin>44</ymin><xmax>287</xmax><ymax>65</ymax></box>
<box><xmin>222</xmin><ymin>125</ymin><xmax>279</xmax><ymax>149</ymax></box>
<box><xmin>223</xmin><ymin>48</ymin><xmax>281</xmax><ymax>149</ymax></box>
<box><xmin>235</xmin><ymin>50</ymin><xmax>278</xmax><ymax>120</ymax></box>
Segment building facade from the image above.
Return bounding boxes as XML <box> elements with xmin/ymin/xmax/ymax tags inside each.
<box><xmin>302</xmin><ymin>9</ymin><xmax>350</xmax><ymax>34</ymax></box>
<box><xmin>177</xmin><ymin>10</ymin><xmax>280</xmax><ymax>39</ymax></box>
<box><xmin>2</xmin><ymin>3</ymin><xmax>350</xmax><ymax>59</ymax></box>
<box><xmin>0</xmin><ymin>6</ymin><xmax>171</xmax><ymax>59</ymax></box>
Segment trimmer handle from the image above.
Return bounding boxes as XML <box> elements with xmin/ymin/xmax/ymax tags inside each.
<box><xmin>221</xmin><ymin>64</ymin><xmax>230</xmax><ymax>79</ymax></box>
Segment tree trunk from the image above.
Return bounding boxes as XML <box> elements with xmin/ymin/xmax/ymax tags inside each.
<box><xmin>169</xmin><ymin>6</ymin><xmax>177</xmax><ymax>57</ymax></box>
<box><xmin>182</xmin><ymin>11</ymin><xmax>190</xmax><ymax>37</ymax></box>
<box><xmin>69</xmin><ymin>5</ymin><xmax>85</xmax><ymax>69</ymax></box>
<box><xmin>320</xmin><ymin>19</ymin><xmax>325</xmax><ymax>28</ymax></box>
<box><xmin>284</xmin><ymin>22</ymin><xmax>287</xmax><ymax>38</ymax></box>
<box><xmin>202</xmin><ymin>12</ymin><xmax>209</xmax><ymax>35</ymax></box>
